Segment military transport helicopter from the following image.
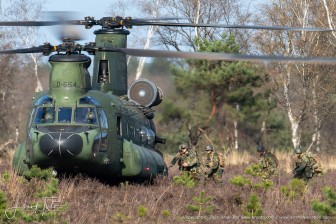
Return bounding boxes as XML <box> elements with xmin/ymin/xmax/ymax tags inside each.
<box><xmin>0</xmin><ymin>16</ymin><xmax>335</xmax><ymax>182</ymax></box>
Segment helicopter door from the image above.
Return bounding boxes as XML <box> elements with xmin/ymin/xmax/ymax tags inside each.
<box><xmin>116</xmin><ymin>114</ymin><xmax>122</xmax><ymax>139</ymax></box>
<box><xmin>97</xmin><ymin>108</ymin><xmax>108</xmax><ymax>152</ymax></box>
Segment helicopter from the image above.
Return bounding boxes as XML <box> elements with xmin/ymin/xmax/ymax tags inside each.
<box><xmin>1</xmin><ymin>16</ymin><xmax>336</xmax><ymax>182</ymax></box>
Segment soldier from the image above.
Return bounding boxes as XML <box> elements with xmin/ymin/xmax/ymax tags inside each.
<box><xmin>204</xmin><ymin>145</ymin><xmax>224</xmax><ymax>184</ymax></box>
<box><xmin>170</xmin><ymin>143</ymin><xmax>188</xmax><ymax>171</ymax></box>
<box><xmin>257</xmin><ymin>145</ymin><xmax>278</xmax><ymax>180</ymax></box>
<box><xmin>170</xmin><ymin>143</ymin><xmax>199</xmax><ymax>176</ymax></box>
<box><xmin>293</xmin><ymin>147</ymin><xmax>323</xmax><ymax>183</ymax></box>
<box><xmin>181</xmin><ymin>148</ymin><xmax>200</xmax><ymax>180</ymax></box>
<box><xmin>170</xmin><ymin>143</ymin><xmax>200</xmax><ymax>179</ymax></box>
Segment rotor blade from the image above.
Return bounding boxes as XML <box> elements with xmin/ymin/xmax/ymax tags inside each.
<box><xmin>0</xmin><ymin>18</ymin><xmax>177</xmax><ymax>29</ymax></box>
<box><xmin>133</xmin><ymin>17</ymin><xmax>189</xmax><ymax>21</ymax></box>
<box><xmin>0</xmin><ymin>21</ymin><xmax>64</xmax><ymax>26</ymax></box>
<box><xmin>0</xmin><ymin>46</ymin><xmax>45</xmax><ymax>54</ymax></box>
<box><xmin>130</xmin><ymin>21</ymin><xmax>333</xmax><ymax>32</ymax></box>
<box><xmin>0</xmin><ymin>17</ymin><xmax>186</xmax><ymax>27</ymax></box>
<box><xmin>0</xmin><ymin>20</ymin><xmax>85</xmax><ymax>26</ymax></box>
<box><xmin>0</xmin><ymin>18</ymin><xmax>332</xmax><ymax>32</ymax></box>
<box><xmin>97</xmin><ymin>47</ymin><xmax>336</xmax><ymax>64</ymax></box>
<box><xmin>43</xmin><ymin>11</ymin><xmax>85</xmax><ymax>41</ymax></box>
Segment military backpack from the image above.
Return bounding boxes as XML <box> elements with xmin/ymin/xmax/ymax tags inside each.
<box><xmin>305</xmin><ymin>152</ymin><xmax>323</xmax><ymax>174</ymax></box>
<box><xmin>218</xmin><ymin>152</ymin><xmax>225</xmax><ymax>167</ymax></box>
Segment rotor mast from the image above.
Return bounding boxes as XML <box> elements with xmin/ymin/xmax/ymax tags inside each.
<box><xmin>92</xmin><ymin>28</ymin><xmax>130</xmax><ymax>95</ymax></box>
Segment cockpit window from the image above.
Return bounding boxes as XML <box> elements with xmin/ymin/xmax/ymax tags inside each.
<box><xmin>34</xmin><ymin>107</ymin><xmax>55</xmax><ymax>124</ymax></box>
<box><xmin>58</xmin><ymin>107</ymin><xmax>72</xmax><ymax>123</ymax></box>
<box><xmin>79</xmin><ymin>96</ymin><xmax>100</xmax><ymax>106</ymax></box>
<box><xmin>74</xmin><ymin>107</ymin><xmax>98</xmax><ymax>124</ymax></box>
<box><xmin>35</xmin><ymin>96</ymin><xmax>53</xmax><ymax>106</ymax></box>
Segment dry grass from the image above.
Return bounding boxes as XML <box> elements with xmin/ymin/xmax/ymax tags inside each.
<box><xmin>224</xmin><ymin>149</ymin><xmax>336</xmax><ymax>174</ymax></box>
<box><xmin>1</xmin><ymin>149</ymin><xmax>336</xmax><ymax>224</ymax></box>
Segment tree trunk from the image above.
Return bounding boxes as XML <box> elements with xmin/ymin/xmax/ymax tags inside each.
<box><xmin>283</xmin><ymin>69</ymin><xmax>303</xmax><ymax>148</ymax></box>
<box><xmin>234</xmin><ymin>104</ymin><xmax>239</xmax><ymax>150</ymax></box>
<box><xmin>194</xmin><ymin>0</ymin><xmax>201</xmax><ymax>43</ymax></box>
<box><xmin>30</xmin><ymin>53</ymin><xmax>43</xmax><ymax>92</ymax></box>
<box><xmin>135</xmin><ymin>0</ymin><xmax>160</xmax><ymax>80</ymax></box>
<box><xmin>207</xmin><ymin>89</ymin><xmax>217</xmax><ymax>124</ymax></box>
<box><xmin>311</xmin><ymin>74</ymin><xmax>322</xmax><ymax>152</ymax></box>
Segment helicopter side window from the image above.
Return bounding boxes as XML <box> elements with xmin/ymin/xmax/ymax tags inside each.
<box><xmin>28</xmin><ymin>108</ymin><xmax>36</xmax><ymax>127</ymax></box>
<box><xmin>34</xmin><ymin>107</ymin><xmax>55</xmax><ymax>124</ymax></box>
<box><xmin>97</xmin><ymin>108</ymin><xmax>108</xmax><ymax>128</ymax></box>
<box><xmin>58</xmin><ymin>107</ymin><xmax>72</xmax><ymax>123</ymax></box>
<box><xmin>134</xmin><ymin>123</ymin><xmax>141</xmax><ymax>144</ymax></box>
<box><xmin>79</xmin><ymin>96</ymin><xmax>100</xmax><ymax>106</ymax></box>
<box><xmin>121</xmin><ymin>117</ymin><xmax>128</xmax><ymax>138</ymax></box>
<box><xmin>75</xmin><ymin>107</ymin><xmax>98</xmax><ymax>124</ymax></box>
<box><xmin>116</xmin><ymin>115</ymin><xmax>122</xmax><ymax>139</ymax></box>
<box><xmin>128</xmin><ymin>122</ymin><xmax>136</xmax><ymax>142</ymax></box>
<box><xmin>95</xmin><ymin>109</ymin><xmax>108</xmax><ymax>152</ymax></box>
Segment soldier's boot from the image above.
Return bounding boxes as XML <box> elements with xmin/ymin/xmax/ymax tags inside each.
<box><xmin>213</xmin><ymin>173</ymin><xmax>223</xmax><ymax>186</ymax></box>
<box><xmin>218</xmin><ymin>168</ymin><xmax>224</xmax><ymax>178</ymax></box>
<box><xmin>216</xmin><ymin>178</ymin><xmax>224</xmax><ymax>186</ymax></box>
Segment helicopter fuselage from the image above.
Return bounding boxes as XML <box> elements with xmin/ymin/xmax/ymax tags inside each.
<box><xmin>13</xmin><ymin>53</ymin><xmax>167</xmax><ymax>180</ymax></box>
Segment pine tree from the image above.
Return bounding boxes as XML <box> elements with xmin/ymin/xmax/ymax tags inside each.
<box><xmin>171</xmin><ymin>33</ymin><xmax>275</xmax><ymax>148</ymax></box>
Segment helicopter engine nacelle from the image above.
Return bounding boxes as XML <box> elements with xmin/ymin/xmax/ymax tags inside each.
<box><xmin>127</xmin><ymin>79</ymin><xmax>163</xmax><ymax>107</ymax></box>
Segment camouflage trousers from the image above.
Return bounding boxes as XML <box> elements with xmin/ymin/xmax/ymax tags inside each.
<box><xmin>293</xmin><ymin>173</ymin><xmax>312</xmax><ymax>183</ymax></box>
<box><xmin>260</xmin><ymin>168</ymin><xmax>277</xmax><ymax>180</ymax></box>
<box><xmin>204</xmin><ymin>167</ymin><xmax>224</xmax><ymax>185</ymax></box>
<box><xmin>293</xmin><ymin>168</ymin><xmax>318</xmax><ymax>183</ymax></box>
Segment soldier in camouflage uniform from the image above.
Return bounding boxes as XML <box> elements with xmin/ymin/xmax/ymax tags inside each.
<box><xmin>170</xmin><ymin>143</ymin><xmax>200</xmax><ymax>179</ymax></box>
<box><xmin>170</xmin><ymin>143</ymin><xmax>188</xmax><ymax>171</ymax></box>
<box><xmin>204</xmin><ymin>145</ymin><xmax>223</xmax><ymax>184</ymax></box>
<box><xmin>257</xmin><ymin>145</ymin><xmax>278</xmax><ymax>180</ymax></box>
<box><xmin>293</xmin><ymin>147</ymin><xmax>322</xmax><ymax>183</ymax></box>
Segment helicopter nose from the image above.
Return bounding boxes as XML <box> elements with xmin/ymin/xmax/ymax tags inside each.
<box><xmin>39</xmin><ymin>133</ymin><xmax>83</xmax><ymax>158</ymax></box>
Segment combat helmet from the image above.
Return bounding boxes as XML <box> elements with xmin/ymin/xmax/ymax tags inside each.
<box><xmin>44</xmin><ymin>113</ymin><xmax>53</xmax><ymax>121</ymax></box>
<box><xmin>179</xmin><ymin>143</ymin><xmax>188</xmax><ymax>150</ymax></box>
<box><xmin>257</xmin><ymin>145</ymin><xmax>265</xmax><ymax>152</ymax></box>
<box><xmin>295</xmin><ymin>147</ymin><xmax>303</xmax><ymax>154</ymax></box>
<box><xmin>205</xmin><ymin>145</ymin><xmax>214</xmax><ymax>151</ymax></box>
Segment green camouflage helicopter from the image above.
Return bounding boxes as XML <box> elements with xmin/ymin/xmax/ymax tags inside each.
<box><xmin>0</xmin><ymin>16</ymin><xmax>335</xmax><ymax>182</ymax></box>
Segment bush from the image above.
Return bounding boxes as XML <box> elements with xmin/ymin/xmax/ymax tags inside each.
<box><xmin>243</xmin><ymin>193</ymin><xmax>263</xmax><ymax>217</ymax></box>
<box><xmin>281</xmin><ymin>179</ymin><xmax>306</xmax><ymax>200</ymax></box>
<box><xmin>187</xmin><ymin>191</ymin><xmax>214</xmax><ymax>215</ymax></box>
<box><xmin>229</xmin><ymin>175</ymin><xmax>251</xmax><ymax>187</ymax></box>
<box><xmin>111</xmin><ymin>212</ymin><xmax>130</xmax><ymax>223</ymax></box>
<box><xmin>245</xmin><ymin>164</ymin><xmax>263</xmax><ymax>177</ymax></box>
<box><xmin>173</xmin><ymin>172</ymin><xmax>195</xmax><ymax>188</ymax></box>
<box><xmin>312</xmin><ymin>186</ymin><xmax>336</xmax><ymax>217</ymax></box>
